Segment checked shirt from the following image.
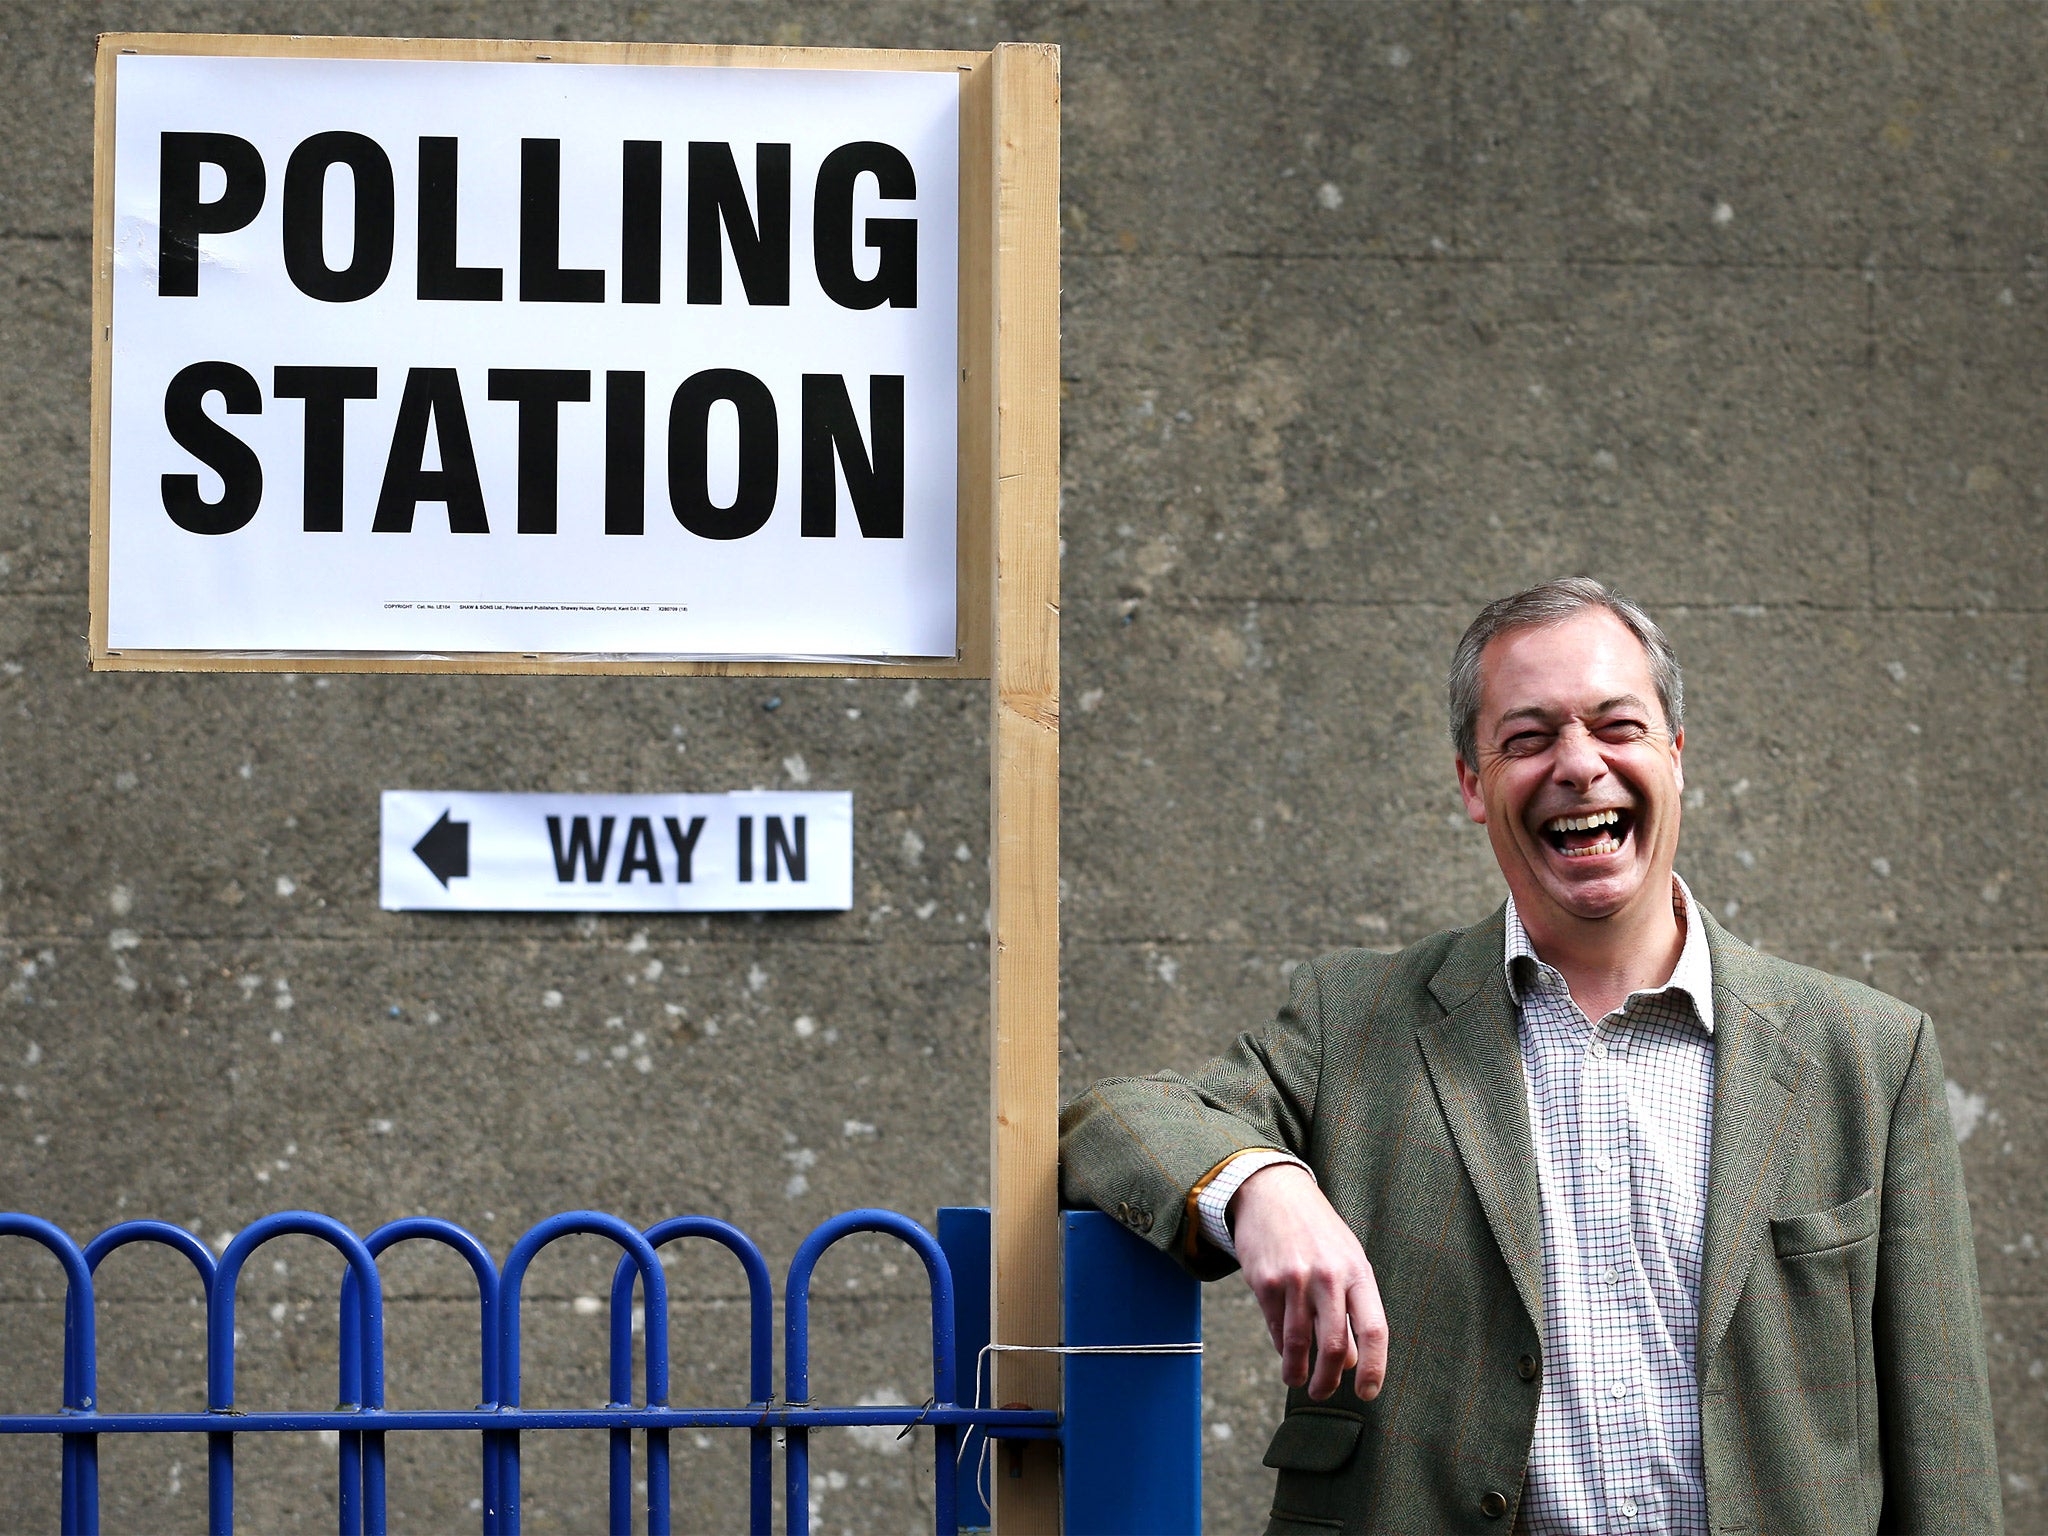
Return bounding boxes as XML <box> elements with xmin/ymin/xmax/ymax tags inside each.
<box><xmin>1509</xmin><ymin>879</ymin><xmax>1714</xmax><ymax>1536</ymax></box>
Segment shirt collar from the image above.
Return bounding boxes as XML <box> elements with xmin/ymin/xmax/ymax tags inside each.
<box><xmin>1503</xmin><ymin>875</ymin><xmax>1715</xmax><ymax>1034</ymax></box>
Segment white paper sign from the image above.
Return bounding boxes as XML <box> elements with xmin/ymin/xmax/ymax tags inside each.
<box><xmin>107</xmin><ymin>55</ymin><xmax>958</xmax><ymax>659</ymax></box>
<box><xmin>380</xmin><ymin>791</ymin><xmax>852</xmax><ymax>911</ymax></box>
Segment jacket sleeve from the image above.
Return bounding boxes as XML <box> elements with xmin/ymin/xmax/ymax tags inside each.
<box><xmin>1873</xmin><ymin>1013</ymin><xmax>2003</xmax><ymax>1531</ymax></box>
<box><xmin>1059</xmin><ymin>954</ymin><xmax>1333</xmax><ymax>1280</ymax></box>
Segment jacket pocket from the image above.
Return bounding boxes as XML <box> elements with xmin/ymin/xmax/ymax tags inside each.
<box><xmin>1265</xmin><ymin>1515</ymin><xmax>1344</xmax><ymax>1534</ymax></box>
<box><xmin>1264</xmin><ymin>1408</ymin><xmax>1364</xmax><ymax>1533</ymax></box>
<box><xmin>1263</xmin><ymin>1406</ymin><xmax>1365</xmax><ymax>1474</ymax></box>
<box><xmin>1770</xmin><ymin>1186</ymin><xmax>1879</xmax><ymax>1259</ymax></box>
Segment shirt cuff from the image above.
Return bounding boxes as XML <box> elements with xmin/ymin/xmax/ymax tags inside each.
<box><xmin>1193</xmin><ymin>1149</ymin><xmax>1314</xmax><ymax>1260</ymax></box>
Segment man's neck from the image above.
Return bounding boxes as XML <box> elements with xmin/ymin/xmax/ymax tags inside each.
<box><xmin>1517</xmin><ymin>882</ymin><xmax>1686</xmax><ymax>1025</ymax></box>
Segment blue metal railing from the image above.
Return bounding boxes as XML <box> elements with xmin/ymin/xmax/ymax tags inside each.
<box><xmin>0</xmin><ymin>1207</ymin><xmax>1062</xmax><ymax>1535</ymax></box>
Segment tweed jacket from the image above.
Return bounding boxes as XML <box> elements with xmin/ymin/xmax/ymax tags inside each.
<box><xmin>1059</xmin><ymin>905</ymin><xmax>2001</xmax><ymax>1535</ymax></box>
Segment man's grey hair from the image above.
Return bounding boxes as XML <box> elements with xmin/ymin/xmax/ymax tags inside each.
<box><xmin>1447</xmin><ymin>576</ymin><xmax>1683</xmax><ymax>767</ymax></box>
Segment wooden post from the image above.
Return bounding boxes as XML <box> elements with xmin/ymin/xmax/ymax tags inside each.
<box><xmin>986</xmin><ymin>40</ymin><xmax>1062</xmax><ymax>1533</ymax></box>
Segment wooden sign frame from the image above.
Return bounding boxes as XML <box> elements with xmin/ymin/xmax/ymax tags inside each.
<box><xmin>91</xmin><ymin>32</ymin><xmax>1064</xmax><ymax>1529</ymax></box>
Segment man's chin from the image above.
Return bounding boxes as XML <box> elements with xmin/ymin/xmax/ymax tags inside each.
<box><xmin>1532</xmin><ymin>865</ymin><xmax>1647</xmax><ymax>923</ymax></box>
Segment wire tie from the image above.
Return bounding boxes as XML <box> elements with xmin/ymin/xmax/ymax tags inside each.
<box><xmin>896</xmin><ymin>1395</ymin><xmax>937</xmax><ymax>1440</ymax></box>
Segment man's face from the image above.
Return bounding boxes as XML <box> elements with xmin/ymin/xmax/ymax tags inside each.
<box><xmin>1455</xmin><ymin>609</ymin><xmax>1684</xmax><ymax>929</ymax></box>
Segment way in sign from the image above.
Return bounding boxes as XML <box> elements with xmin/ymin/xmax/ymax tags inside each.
<box><xmin>380</xmin><ymin>790</ymin><xmax>851</xmax><ymax>913</ymax></box>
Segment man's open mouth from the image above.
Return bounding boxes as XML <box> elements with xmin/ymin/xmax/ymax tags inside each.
<box><xmin>1540</xmin><ymin>807</ymin><xmax>1633</xmax><ymax>859</ymax></box>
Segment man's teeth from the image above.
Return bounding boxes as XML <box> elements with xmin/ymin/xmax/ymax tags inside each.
<box><xmin>1545</xmin><ymin>807</ymin><xmax>1624</xmax><ymax>858</ymax></box>
<box><xmin>1557</xmin><ymin>835</ymin><xmax>1620</xmax><ymax>858</ymax></box>
<box><xmin>1544</xmin><ymin>808</ymin><xmax>1622</xmax><ymax>833</ymax></box>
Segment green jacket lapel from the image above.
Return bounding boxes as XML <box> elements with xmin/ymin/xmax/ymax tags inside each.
<box><xmin>1696</xmin><ymin>911</ymin><xmax>1819</xmax><ymax>1371</ymax></box>
<box><xmin>1416</xmin><ymin>908</ymin><xmax>1546</xmax><ymax>1341</ymax></box>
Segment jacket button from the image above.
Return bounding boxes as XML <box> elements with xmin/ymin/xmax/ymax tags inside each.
<box><xmin>1517</xmin><ymin>1353</ymin><xmax>1540</xmax><ymax>1381</ymax></box>
<box><xmin>1135</xmin><ymin>1209</ymin><xmax>1154</xmax><ymax>1234</ymax></box>
<box><xmin>1116</xmin><ymin>1201</ymin><xmax>1132</xmax><ymax>1224</ymax></box>
<box><xmin>1479</xmin><ymin>1490</ymin><xmax>1509</xmax><ymax>1519</ymax></box>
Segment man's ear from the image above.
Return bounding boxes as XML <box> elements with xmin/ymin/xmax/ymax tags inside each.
<box><xmin>1670</xmin><ymin>727</ymin><xmax>1684</xmax><ymax>795</ymax></box>
<box><xmin>1455</xmin><ymin>757</ymin><xmax>1487</xmax><ymax>824</ymax></box>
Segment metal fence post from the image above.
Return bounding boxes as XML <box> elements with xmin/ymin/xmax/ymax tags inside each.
<box><xmin>1060</xmin><ymin>1210</ymin><xmax>1201</xmax><ymax>1536</ymax></box>
<box><xmin>936</xmin><ymin>1207</ymin><xmax>993</xmax><ymax>1533</ymax></box>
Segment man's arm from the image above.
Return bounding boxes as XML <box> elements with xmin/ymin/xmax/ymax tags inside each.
<box><xmin>1059</xmin><ymin>954</ymin><xmax>1390</xmax><ymax>1400</ymax></box>
<box><xmin>1059</xmin><ymin>956</ymin><xmax>1333</xmax><ymax>1273</ymax></box>
<box><xmin>1873</xmin><ymin>1014</ymin><xmax>2002</xmax><ymax>1530</ymax></box>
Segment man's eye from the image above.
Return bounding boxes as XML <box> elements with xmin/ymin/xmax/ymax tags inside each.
<box><xmin>1501</xmin><ymin>733</ymin><xmax>1550</xmax><ymax>755</ymax></box>
<box><xmin>1597</xmin><ymin>721</ymin><xmax>1648</xmax><ymax>741</ymax></box>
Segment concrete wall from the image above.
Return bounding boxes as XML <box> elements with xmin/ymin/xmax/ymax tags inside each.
<box><xmin>1</xmin><ymin>2</ymin><xmax>2041</xmax><ymax>1529</ymax></box>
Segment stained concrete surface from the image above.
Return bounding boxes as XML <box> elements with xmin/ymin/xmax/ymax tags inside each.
<box><xmin>2</xmin><ymin>2</ymin><xmax>2045</xmax><ymax>1530</ymax></box>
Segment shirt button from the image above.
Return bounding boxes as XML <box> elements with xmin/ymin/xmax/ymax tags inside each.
<box><xmin>1591</xmin><ymin>1040</ymin><xmax>1608</xmax><ymax>1058</ymax></box>
<box><xmin>1604</xmin><ymin>1265</ymin><xmax>1622</xmax><ymax>1285</ymax></box>
<box><xmin>1479</xmin><ymin>1490</ymin><xmax>1509</xmax><ymax>1519</ymax></box>
<box><xmin>1611</xmin><ymin>1379</ymin><xmax>1629</xmax><ymax>1399</ymax></box>
<box><xmin>1622</xmin><ymin>1498</ymin><xmax>1639</xmax><ymax>1518</ymax></box>
<box><xmin>1595</xmin><ymin>1154</ymin><xmax>1613</xmax><ymax>1173</ymax></box>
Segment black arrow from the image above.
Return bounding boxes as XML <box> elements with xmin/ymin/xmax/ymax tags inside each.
<box><xmin>413</xmin><ymin>810</ymin><xmax>469</xmax><ymax>888</ymax></box>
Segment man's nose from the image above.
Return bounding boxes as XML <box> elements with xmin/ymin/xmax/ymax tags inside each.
<box><xmin>1551</xmin><ymin>724</ymin><xmax>1607</xmax><ymax>787</ymax></box>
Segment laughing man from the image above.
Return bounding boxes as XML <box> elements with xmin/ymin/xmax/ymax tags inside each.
<box><xmin>1060</xmin><ymin>577</ymin><xmax>1999</xmax><ymax>1534</ymax></box>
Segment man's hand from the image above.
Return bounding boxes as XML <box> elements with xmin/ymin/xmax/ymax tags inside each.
<box><xmin>1229</xmin><ymin>1162</ymin><xmax>1389</xmax><ymax>1402</ymax></box>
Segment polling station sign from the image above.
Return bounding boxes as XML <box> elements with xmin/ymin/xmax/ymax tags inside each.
<box><xmin>93</xmin><ymin>42</ymin><xmax>961</xmax><ymax>665</ymax></box>
<box><xmin>380</xmin><ymin>790</ymin><xmax>853</xmax><ymax>912</ymax></box>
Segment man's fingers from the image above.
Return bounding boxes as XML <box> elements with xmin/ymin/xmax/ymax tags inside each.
<box><xmin>1257</xmin><ymin>1287</ymin><xmax>1289</xmax><ymax>1358</ymax></box>
<box><xmin>1306</xmin><ymin>1279</ymin><xmax>1353</xmax><ymax>1399</ymax></box>
<box><xmin>1347</xmin><ymin>1273</ymin><xmax>1391</xmax><ymax>1401</ymax></box>
<box><xmin>1310</xmin><ymin>1327</ymin><xmax>1359</xmax><ymax>1409</ymax></box>
<box><xmin>1278</xmin><ymin>1284</ymin><xmax>1315</xmax><ymax>1389</ymax></box>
